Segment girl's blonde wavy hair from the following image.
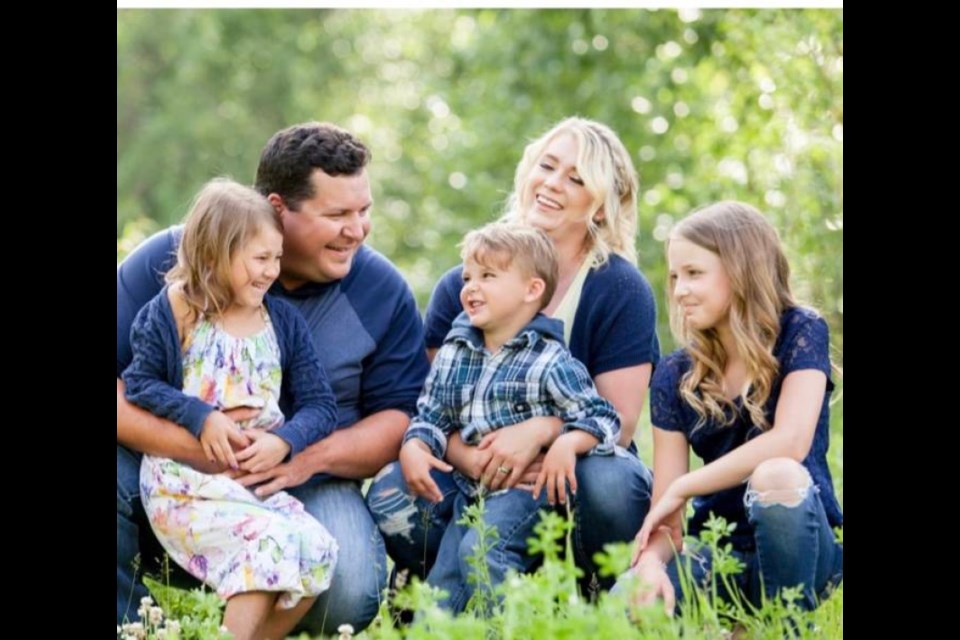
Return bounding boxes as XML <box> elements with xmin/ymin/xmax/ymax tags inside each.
<box><xmin>668</xmin><ymin>201</ymin><xmax>795</xmax><ymax>431</ymax></box>
<box><xmin>166</xmin><ymin>178</ymin><xmax>283</xmax><ymax>328</ymax></box>
<box><xmin>503</xmin><ymin>117</ymin><xmax>639</xmax><ymax>267</ymax></box>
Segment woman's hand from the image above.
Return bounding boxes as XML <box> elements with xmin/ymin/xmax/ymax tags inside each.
<box><xmin>479</xmin><ymin>416</ymin><xmax>562</xmax><ymax>490</ymax></box>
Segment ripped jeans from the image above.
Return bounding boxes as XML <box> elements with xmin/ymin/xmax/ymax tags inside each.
<box><xmin>365</xmin><ymin>463</ymin><xmax>460</xmax><ymax>581</ymax></box>
<box><xmin>664</xmin><ymin>481</ymin><xmax>843</xmax><ymax>612</ymax></box>
<box><xmin>367</xmin><ymin>450</ymin><xmax>652</xmax><ymax>592</ymax></box>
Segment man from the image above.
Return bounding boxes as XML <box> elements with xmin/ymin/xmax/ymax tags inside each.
<box><xmin>117</xmin><ymin>122</ymin><xmax>430</xmax><ymax>634</ymax></box>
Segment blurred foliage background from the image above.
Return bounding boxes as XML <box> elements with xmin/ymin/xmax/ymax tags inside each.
<box><xmin>118</xmin><ymin>8</ymin><xmax>842</xmax><ymax>360</ymax></box>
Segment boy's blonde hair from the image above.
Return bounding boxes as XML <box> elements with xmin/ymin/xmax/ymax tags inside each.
<box><xmin>166</xmin><ymin>178</ymin><xmax>283</xmax><ymax>324</ymax></box>
<box><xmin>504</xmin><ymin>117</ymin><xmax>640</xmax><ymax>267</ymax></box>
<box><xmin>460</xmin><ymin>222</ymin><xmax>559</xmax><ymax>310</ymax></box>
<box><xmin>668</xmin><ymin>201</ymin><xmax>796</xmax><ymax>431</ymax></box>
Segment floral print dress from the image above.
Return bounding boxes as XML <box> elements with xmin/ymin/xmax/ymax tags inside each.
<box><xmin>139</xmin><ymin>315</ymin><xmax>338</xmax><ymax>608</ymax></box>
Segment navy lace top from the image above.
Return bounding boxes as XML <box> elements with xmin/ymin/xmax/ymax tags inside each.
<box><xmin>650</xmin><ymin>307</ymin><xmax>842</xmax><ymax>550</ymax></box>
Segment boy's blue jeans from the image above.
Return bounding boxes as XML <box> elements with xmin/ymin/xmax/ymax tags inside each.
<box><xmin>117</xmin><ymin>445</ymin><xmax>386</xmax><ymax>634</ymax></box>
<box><xmin>665</xmin><ymin>483</ymin><xmax>843</xmax><ymax>612</ymax></box>
<box><xmin>367</xmin><ymin>449</ymin><xmax>652</xmax><ymax>592</ymax></box>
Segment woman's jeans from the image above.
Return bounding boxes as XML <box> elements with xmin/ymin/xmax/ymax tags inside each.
<box><xmin>428</xmin><ymin>486</ymin><xmax>548</xmax><ymax>613</ymax></box>
<box><xmin>367</xmin><ymin>448</ymin><xmax>653</xmax><ymax>593</ymax></box>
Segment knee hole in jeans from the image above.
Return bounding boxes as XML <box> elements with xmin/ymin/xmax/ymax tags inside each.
<box><xmin>745</xmin><ymin>459</ymin><xmax>813</xmax><ymax>508</ymax></box>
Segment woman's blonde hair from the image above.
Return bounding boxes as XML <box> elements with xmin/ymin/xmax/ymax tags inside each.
<box><xmin>166</xmin><ymin>178</ymin><xmax>283</xmax><ymax>325</ymax></box>
<box><xmin>668</xmin><ymin>201</ymin><xmax>795</xmax><ymax>431</ymax></box>
<box><xmin>504</xmin><ymin>117</ymin><xmax>639</xmax><ymax>266</ymax></box>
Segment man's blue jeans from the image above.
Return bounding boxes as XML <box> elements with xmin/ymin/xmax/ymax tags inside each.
<box><xmin>367</xmin><ymin>448</ymin><xmax>652</xmax><ymax>592</ymax></box>
<box><xmin>117</xmin><ymin>444</ymin><xmax>386</xmax><ymax>634</ymax></box>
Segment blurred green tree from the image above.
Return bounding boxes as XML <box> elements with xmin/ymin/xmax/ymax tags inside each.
<box><xmin>118</xmin><ymin>8</ymin><xmax>842</xmax><ymax>358</ymax></box>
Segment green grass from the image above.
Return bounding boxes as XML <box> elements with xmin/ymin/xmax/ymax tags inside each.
<box><xmin>123</xmin><ymin>387</ymin><xmax>843</xmax><ymax>639</ymax></box>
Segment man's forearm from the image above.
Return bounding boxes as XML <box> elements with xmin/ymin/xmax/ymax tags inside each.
<box><xmin>117</xmin><ymin>378</ymin><xmax>212</xmax><ymax>469</ymax></box>
<box><xmin>296</xmin><ymin>409</ymin><xmax>410</xmax><ymax>479</ymax></box>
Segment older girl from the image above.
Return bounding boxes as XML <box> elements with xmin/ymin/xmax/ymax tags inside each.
<box><xmin>625</xmin><ymin>201</ymin><xmax>842</xmax><ymax>613</ymax></box>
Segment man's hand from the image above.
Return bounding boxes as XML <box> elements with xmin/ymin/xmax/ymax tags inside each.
<box><xmin>222</xmin><ymin>406</ymin><xmax>261</xmax><ymax>427</ymax></box>
<box><xmin>234</xmin><ymin>453</ymin><xmax>312</xmax><ymax>498</ymax></box>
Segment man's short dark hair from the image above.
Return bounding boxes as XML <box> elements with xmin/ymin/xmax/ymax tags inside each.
<box><xmin>254</xmin><ymin>122</ymin><xmax>371</xmax><ymax>210</ymax></box>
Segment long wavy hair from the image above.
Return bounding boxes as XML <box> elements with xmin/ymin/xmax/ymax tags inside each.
<box><xmin>668</xmin><ymin>201</ymin><xmax>795</xmax><ymax>431</ymax></box>
<box><xmin>503</xmin><ymin>117</ymin><xmax>639</xmax><ymax>267</ymax></box>
<box><xmin>165</xmin><ymin>178</ymin><xmax>283</xmax><ymax>328</ymax></box>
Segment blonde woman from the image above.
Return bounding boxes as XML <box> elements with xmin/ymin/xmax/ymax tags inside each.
<box><xmin>369</xmin><ymin>117</ymin><xmax>659</xmax><ymax>590</ymax></box>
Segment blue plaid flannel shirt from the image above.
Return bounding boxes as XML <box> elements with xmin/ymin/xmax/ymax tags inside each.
<box><xmin>403</xmin><ymin>312</ymin><xmax>620</xmax><ymax>493</ymax></box>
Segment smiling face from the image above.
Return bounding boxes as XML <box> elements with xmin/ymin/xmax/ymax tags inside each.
<box><xmin>667</xmin><ymin>236</ymin><xmax>734</xmax><ymax>334</ymax></box>
<box><xmin>459</xmin><ymin>252</ymin><xmax>544</xmax><ymax>347</ymax></box>
<box><xmin>275</xmin><ymin>168</ymin><xmax>372</xmax><ymax>288</ymax></box>
<box><xmin>227</xmin><ymin>224</ymin><xmax>284</xmax><ymax>312</ymax></box>
<box><xmin>520</xmin><ymin>133</ymin><xmax>598</xmax><ymax>245</ymax></box>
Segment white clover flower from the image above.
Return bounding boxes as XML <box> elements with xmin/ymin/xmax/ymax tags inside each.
<box><xmin>394</xmin><ymin>569</ymin><xmax>409</xmax><ymax>589</ymax></box>
<box><xmin>140</xmin><ymin>596</ymin><xmax>154</xmax><ymax>606</ymax></box>
<box><xmin>123</xmin><ymin>622</ymin><xmax>146</xmax><ymax>639</ymax></box>
<box><xmin>165</xmin><ymin>619</ymin><xmax>181</xmax><ymax>634</ymax></box>
<box><xmin>338</xmin><ymin>623</ymin><xmax>355</xmax><ymax>635</ymax></box>
<box><xmin>149</xmin><ymin>606</ymin><xmax>164</xmax><ymax>625</ymax></box>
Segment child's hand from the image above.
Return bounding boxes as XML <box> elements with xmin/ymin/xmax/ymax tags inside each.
<box><xmin>627</xmin><ymin>558</ymin><xmax>675</xmax><ymax>616</ymax></box>
<box><xmin>200</xmin><ymin>411</ymin><xmax>250</xmax><ymax>470</ymax></box>
<box><xmin>399</xmin><ymin>440</ymin><xmax>452</xmax><ymax>503</ymax></box>
<box><xmin>236</xmin><ymin>430</ymin><xmax>291</xmax><ymax>474</ymax></box>
<box><xmin>633</xmin><ymin>486</ymin><xmax>687</xmax><ymax>558</ymax></box>
<box><xmin>532</xmin><ymin>433</ymin><xmax>580</xmax><ymax>505</ymax></box>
